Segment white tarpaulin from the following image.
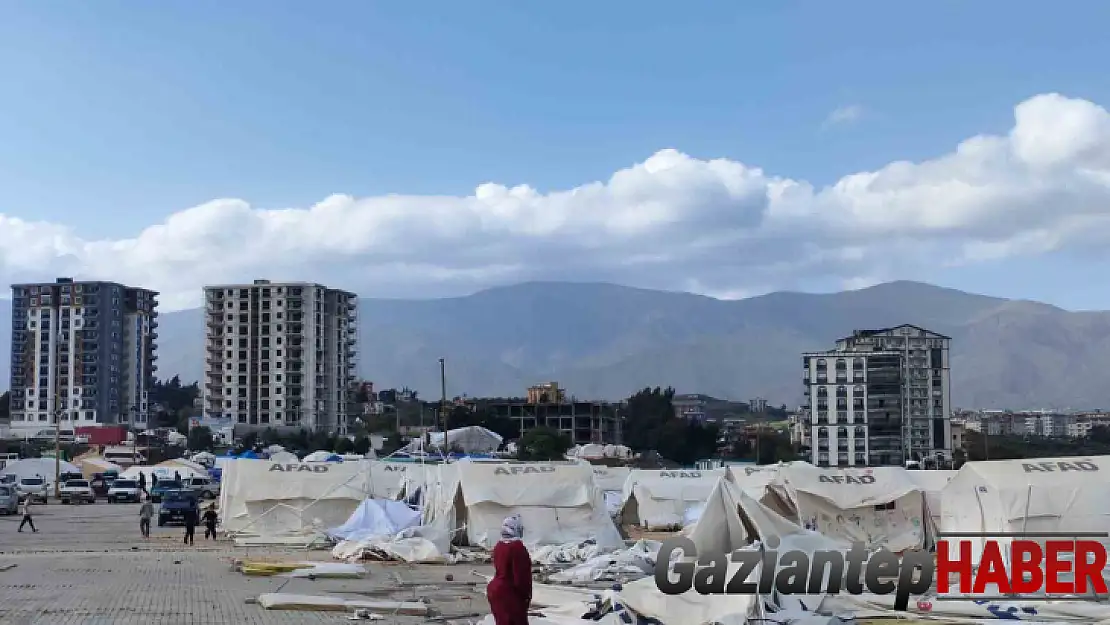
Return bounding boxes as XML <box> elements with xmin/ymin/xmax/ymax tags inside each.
<box><xmin>619</xmin><ymin>469</ymin><xmax>725</xmax><ymax>530</ymax></box>
<box><xmin>219</xmin><ymin>459</ymin><xmax>373</xmax><ymax>539</ymax></box>
<box><xmin>401</xmin><ymin>426</ymin><xmax>503</xmax><ymax>454</ymax></box>
<box><xmin>431</xmin><ymin>462</ymin><xmax>623</xmax><ymax>550</ymax></box>
<box><xmin>940</xmin><ymin>455</ymin><xmax>1110</xmax><ymax>575</ymax></box>
<box><xmin>121</xmin><ymin>463</ymin><xmax>205</xmax><ymax>483</ymax></box>
<box><xmin>327</xmin><ymin>498</ymin><xmax>421</xmax><ymax>541</ymax></box>
<box><xmin>770</xmin><ymin>463</ymin><xmax>926</xmax><ymax>552</ymax></box>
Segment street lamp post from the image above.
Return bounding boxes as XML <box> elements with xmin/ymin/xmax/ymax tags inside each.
<box><xmin>53</xmin><ymin>408</ymin><xmax>63</xmax><ymax>497</ymax></box>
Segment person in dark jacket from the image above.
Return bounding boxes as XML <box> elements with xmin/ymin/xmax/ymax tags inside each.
<box><xmin>202</xmin><ymin>505</ymin><xmax>218</xmax><ymax>540</ymax></box>
<box><xmin>137</xmin><ymin>472</ymin><xmax>147</xmax><ymax>494</ymax></box>
<box><xmin>486</xmin><ymin>515</ymin><xmax>531</xmax><ymax>625</ymax></box>
<box><xmin>182</xmin><ymin>505</ymin><xmax>198</xmax><ymax>545</ymax></box>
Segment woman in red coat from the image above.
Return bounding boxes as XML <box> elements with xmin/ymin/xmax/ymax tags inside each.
<box><xmin>487</xmin><ymin>515</ymin><xmax>532</xmax><ymax>625</ymax></box>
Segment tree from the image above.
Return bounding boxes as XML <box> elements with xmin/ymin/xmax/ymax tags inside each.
<box><xmin>188</xmin><ymin>426</ymin><xmax>215</xmax><ymax>452</ymax></box>
<box><xmin>260</xmin><ymin>428</ymin><xmax>283</xmax><ymax>447</ymax></box>
<box><xmin>0</xmin><ymin>390</ymin><xmax>9</xmax><ymax>421</ymax></box>
<box><xmin>334</xmin><ymin>437</ymin><xmax>355</xmax><ymax>454</ymax></box>
<box><xmin>381</xmin><ymin>432</ymin><xmax>405</xmax><ymax>455</ymax></box>
<box><xmin>352</xmin><ymin>435</ymin><xmax>371</xmax><ymax>455</ymax></box>
<box><xmin>238</xmin><ymin>431</ymin><xmax>259</xmax><ymax>453</ymax></box>
<box><xmin>516</xmin><ymin>426</ymin><xmax>572</xmax><ymax>461</ymax></box>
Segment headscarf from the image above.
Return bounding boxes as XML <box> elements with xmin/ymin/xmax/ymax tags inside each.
<box><xmin>500</xmin><ymin>514</ymin><xmax>523</xmax><ymax>541</ymax></box>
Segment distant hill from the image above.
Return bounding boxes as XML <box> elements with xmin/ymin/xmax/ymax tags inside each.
<box><xmin>2</xmin><ymin>280</ymin><xmax>1108</xmax><ymax>409</ymax></box>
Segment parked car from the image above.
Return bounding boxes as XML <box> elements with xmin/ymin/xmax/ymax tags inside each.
<box><xmin>16</xmin><ymin>477</ymin><xmax>48</xmax><ymax>504</ymax></box>
<box><xmin>90</xmin><ymin>474</ymin><xmax>111</xmax><ymax>498</ymax></box>
<box><xmin>60</xmin><ymin>479</ymin><xmax>97</xmax><ymax>505</ymax></box>
<box><xmin>157</xmin><ymin>490</ymin><xmax>199</xmax><ymax>526</ymax></box>
<box><xmin>0</xmin><ymin>485</ymin><xmax>18</xmax><ymax>515</ymax></box>
<box><xmin>107</xmin><ymin>479</ymin><xmax>143</xmax><ymax>503</ymax></box>
<box><xmin>58</xmin><ymin>471</ymin><xmax>84</xmax><ymax>484</ymax></box>
<box><xmin>0</xmin><ymin>474</ymin><xmax>15</xmax><ymax>486</ymax></box>
<box><xmin>184</xmin><ymin>476</ymin><xmax>219</xmax><ymax>500</ymax></box>
<box><xmin>149</xmin><ymin>480</ymin><xmax>182</xmax><ymax>503</ymax></box>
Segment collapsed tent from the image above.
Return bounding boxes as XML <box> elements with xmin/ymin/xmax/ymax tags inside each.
<box><xmin>768</xmin><ymin>464</ymin><xmax>926</xmax><ymax>552</ymax></box>
<box><xmin>425</xmin><ymin>462</ymin><xmax>622</xmax><ymax>550</ymax></box>
<box><xmin>328</xmin><ymin>498</ymin><xmax>422</xmax><ymax>542</ymax></box>
<box><xmin>618</xmin><ymin>468</ymin><xmax>726</xmax><ymax>530</ymax></box>
<box><xmin>940</xmin><ymin>456</ymin><xmax>1110</xmax><ymax>571</ymax></box>
<box><xmin>400</xmin><ymin>426</ymin><xmax>503</xmax><ymax>455</ymax></box>
<box><xmin>219</xmin><ymin>459</ymin><xmax>372</xmax><ymax>540</ymax></box>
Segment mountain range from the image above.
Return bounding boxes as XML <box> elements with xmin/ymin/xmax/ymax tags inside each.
<box><xmin>1</xmin><ymin>280</ymin><xmax>1107</xmax><ymax>409</ymax></box>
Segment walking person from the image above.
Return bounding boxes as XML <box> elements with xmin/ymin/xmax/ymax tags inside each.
<box><xmin>17</xmin><ymin>498</ymin><xmax>37</xmax><ymax>533</ymax></box>
<box><xmin>486</xmin><ymin>515</ymin><xmax>531</xmax><ymax>625</ymax></box>
<box><xmin>182</xmin><ymin>505</ymin><xmax>198</xmax><ymax>545</ymax></box>
<box><xmin>139</xmin><ymin>496</ymin><xmax>154</xmax><ymax>538</ymax></box>
<box><xmin>202</xmin><ymin>505</ymin><xmax>218</xmax><ymax>540</ymax></box>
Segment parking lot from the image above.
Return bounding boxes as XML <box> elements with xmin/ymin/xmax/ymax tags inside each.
<box><xmin>0</xmin><ymin>499</ymin><xmax>493</xmax><ymax>624</ymax></box>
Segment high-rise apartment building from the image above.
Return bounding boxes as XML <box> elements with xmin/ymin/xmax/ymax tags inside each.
<box><xmin>8</xmin><ymin>278</ymin><xmax>158</xmax><ymax>432</ymax></box>
<box><xmin>202</xmin><ymin>280</ymin><xmax>358</xmax><ymax>433</ymax></box>
<box><xmin>802</xmin><ymin>324</ymin><xmax>952</xmax><ymax>467</ymax></box>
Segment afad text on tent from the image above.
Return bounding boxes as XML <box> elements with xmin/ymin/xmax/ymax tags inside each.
<box><xmin>654</xmin><ymin>536</ymin><xmax>1109</xmax><ymax>611</ymax></box>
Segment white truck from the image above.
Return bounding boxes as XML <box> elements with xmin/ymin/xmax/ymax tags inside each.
<box><xmin>59</xmin><ymin>479</ymin><xmax>97</xmax><ymax>505</ymax></box>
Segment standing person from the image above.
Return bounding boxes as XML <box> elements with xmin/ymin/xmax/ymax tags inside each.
<box><xmin>486</xmin><ymin>515</ymin><xmax>531</xmax><ymax>625</ymax></box>
<box><xmin>17</xmin><ymin>497</ymin><xmax>37</xmax><ymax>533</ymax></box>
<box><xmin>139</xmin><ymin>496</ymin><xmax>154</xmax><ymax>538</ymax></box>
<box><xmin>202</xmin><ymin>505</ymin><xmax>218</xmax><ymax>540</ymax></box>
<box><xmin>174</xmin><ymin>470</ymin><xmax>181</xmax><ymax>484</ymax></box>
<box><xmin>137</xmin><ymin>472</ymin><xmax>147</xmax><ymax>494</ymax></box>
<box><xmin>151</xmin><ymin>473</ymin><xmax>158</xmax><ymax>491</ymax></box>
<box><xmin>182</xmin><ymin>504</ymin><xmax>198</xmax><ymax>545</ymax></box>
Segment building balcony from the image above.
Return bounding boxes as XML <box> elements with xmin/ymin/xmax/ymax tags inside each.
<box><xmin>205</xmin><ymin>357</ymin><xmax>222</xmax><ymax>367</ymax></box>
<box><xmin>206</xmin><ymin>317</ymin><xmax>222</xmax><ymax>328</ymax></box>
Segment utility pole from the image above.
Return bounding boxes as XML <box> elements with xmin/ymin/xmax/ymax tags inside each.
<box><xmin>983</xmin><ymin>426</ymin><xmax>989</xmax><ymax>461</ymax></box>
<box><xmin>53</xmin><ymin>408</ymin><xmax>62</xmax><ymax>498</ymax></box>
<box><xmin>438</xmin><ymin>358</ymin><xmax>447</xmax><ymax>434</ymax></box>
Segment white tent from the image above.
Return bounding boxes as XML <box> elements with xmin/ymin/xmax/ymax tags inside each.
<box><xmin>427</xmin><ymin>462</ymin><xmax>622</xmax><ymax>550</ymax></box>
<box><xmin>269</xmin><ymin>450</ymin><xmax>298</xmax><ymax>464</ymax></box>
<box><xmin>401</xmin><ymin>426</ymin><xmax>503</xmax><ymax>455</ymax></box>
<box><xmin>904</xmin><ymin>469</ymin><xmax>957</xmax><ymax>533</ymax></box>
<box><xmin>219</xmin><ymin>459</ymin><xmax>373</xmax><ymax>540</ymax></box>
<box><xmin>618</xmin><ymin>468</ymin><xmax>726</xmax><ymax>530</ymax></box>
<box><xmin>590</xmin><ymin>466</ymin><xmax>631</xmax><ymax>515</ymax></box>
<box><xmin>769</xmin><ymin>464</ymin><xmax>926</xmax><ymax>552</ymax></box>
<box><xmin>302</xmin><ymin>450</ymin><xmax>341</xmax><ymax>463</ymax></box>
<box><xmin>940</xmin><ymin>456</ymin><xmax>1110</xmax><ymax>573</ymax></box>
<box><xmin>1</xmin><ymin>458</ymin><xmax>79</xmax><ymax>489</ymax></box>
<box><xmin>121</xmin><ymin>462</ymin><xmax>205</xmax><ymax>484</ymax></box>
<box><xmin>157</xmin><ymin>458</ymin><xmax>208</xmax><ymax>476</ymax></box>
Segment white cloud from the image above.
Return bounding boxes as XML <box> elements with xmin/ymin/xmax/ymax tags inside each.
<box><xmin>2</xmin><ymin>93</ymin><xmax>1110</xmax><ymax>311</ymax></box>
<box><xmin>824</xmin><ymin>104</ymin><xmax>864</xmax><ymax>127</ymax></box>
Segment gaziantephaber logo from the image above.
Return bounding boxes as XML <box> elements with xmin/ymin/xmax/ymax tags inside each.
<box><xmin>655</xmin><ymin>532</ymin><xmax>1110</xmax><ymax>611</ymax></box>
<box><xmin>937</xmin><ymin>532</ymin><xmax>1109</xmax><ymax>597</ymax></box>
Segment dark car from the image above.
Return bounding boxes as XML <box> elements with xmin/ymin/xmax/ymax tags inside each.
<box><xmin>149</xmin><ymin>480</ymin><xmax>182</xmax><ymax>503</ymax></box>
<box><xmin>157</xmin><ymin>490</ymin><xmax>199</xmax><ymax>526</ymax></box>
<box><xmin>90</xmin><ymin>474</ymin><xmax>112</xmax><ymax>498</ymax></box>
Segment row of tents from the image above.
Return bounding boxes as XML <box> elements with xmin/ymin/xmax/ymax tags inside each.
<box><xmin>215</xmin><ymin>453</ymin><xmax>1110</xmax><ymax>567</ymax></box>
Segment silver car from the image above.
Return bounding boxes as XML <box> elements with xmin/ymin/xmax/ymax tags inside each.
<box><xmin>16</xmin><ymin>477</ymin><xmax>49</xmax><ymax>504</ymax></box>
<box><xmin>0</xmin><ymin>485</ymin><xmax>17</xmax><ymax>515</ymax></box>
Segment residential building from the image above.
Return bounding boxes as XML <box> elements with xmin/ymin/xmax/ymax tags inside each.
<box><xmin>837</xmin><ymin>325</ymin><xmax>952</xmax><ymax>462</ymax></box>
<box><xmin>8</xmin><ymin>278</ymin><xmax>158</xmax><ymax>432</ymax></box>
<box><xmin>673</xmin><ymin>394</ymin><xmax>709</xmax><ymax>421</ymax></box>
<box><xmin>202</xmin><ymin>280</ymin><xmax>358</xmax><ymax>434</ymax></box>
<box><xmin>802</xmin><ymin>349</ymin><xmax>904</xmax><ymax>467</ymax></box>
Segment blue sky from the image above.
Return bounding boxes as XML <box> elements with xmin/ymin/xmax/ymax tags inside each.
<box><xmin>1</xmin><ymin>1</ymin><xmax>1109</xmax><ymax>309</ymax></box>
